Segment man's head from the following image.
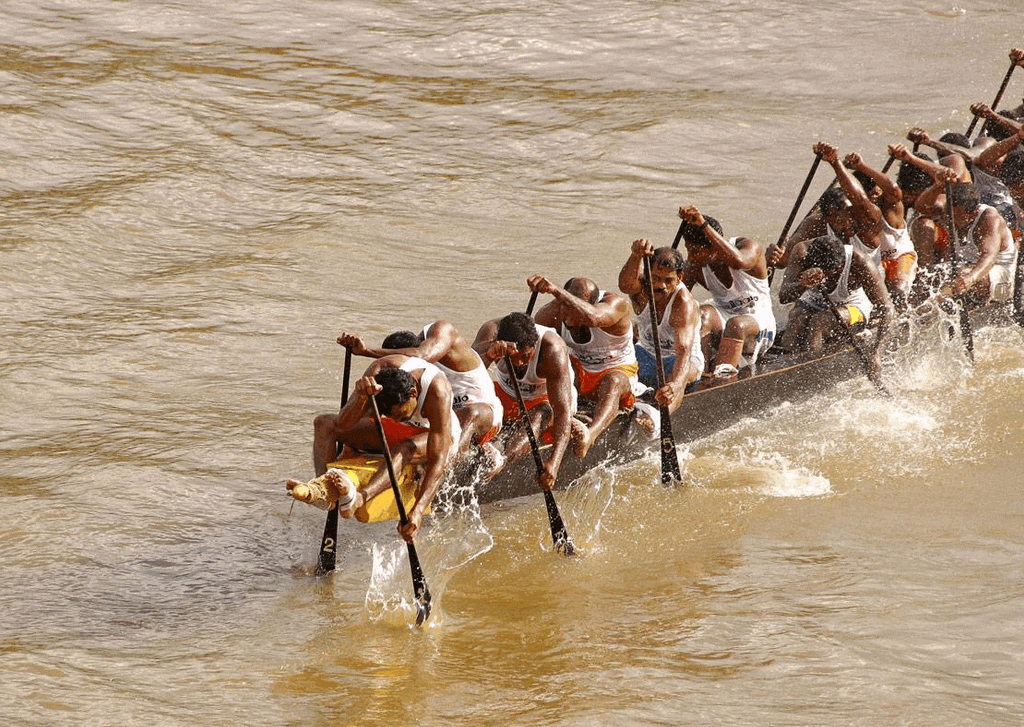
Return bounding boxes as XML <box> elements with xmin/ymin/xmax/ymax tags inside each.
<box><xmin>897</xmin><ymin>152</ymin><xmax>934</xmax><ymax>203</ymax></box>
<box><xmin>999</xmin><ymin>150</ymin><xmax>1024</xmax><ymax>199</ymax></box>
<box><xmin>801</xmin><ymin>235</ymin><xmax>846</xmax><ymax>276</ymax></box>
<box><xmin>496</xmin><ymin>312</ymin><xmax>539</xmax><ymax>367</ymax></box>
<box><xmin>647</xmin><ymin>247</ymin><xmax>685</xmax><ymax>295</ymax></box>
<box><xmin>678</xmin><ymin>215</ymin><xmax>724</xmax><ymax>266</ymax></box>
<box><xmin>381</xmin><ymin>330</ymin><xmax>423</xmax><ymax>349</ymax></box>
<box><xmin>819</xmin><ymin>187</ymin><xmax>856</xmax><ymax>236</ymax></box>
<box><xmin>948</xmin><ymin>182</ymin><xmax>981</xmax><ymax>228</ymax></box>
<box><xmin>938</xmin><ymin>132</ymin><xmax>971</xmax><ymax>149</ymax></box>
<box><xmin>374</xmin><ymin>367</ymin><xmax>418</xmax><ymax>420</ymax></box>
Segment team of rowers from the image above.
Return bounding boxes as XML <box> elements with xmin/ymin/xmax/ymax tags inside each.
<box><xmin>287</xmin><ymin>48</ymin><xmax>1024</xmax><ymax>544</ymax></box>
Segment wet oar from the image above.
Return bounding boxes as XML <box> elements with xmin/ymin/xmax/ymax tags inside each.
<box><xmin>315</xmin><ymin>345</ymin><xmax>352</xmax><ymax>576</ymax></box>
<box><xmin>944</xmin><ymin>180</ymin><xmax>975</xmax><ymax>362</ymax></box>
<box><xmin>503</xmin><ymin>353</ymin><xmax>575</xmax><ymax>555</ymax></box>
<box><xmin>767</xmin><ymin>152</ymin><xmax>823</xmax><ymax>284</ymax></box>
<box><xmin>368</xmin><ymin>395</ymin><xmax>432</xmax><ymax>626</ymax></box>
<box><xmin>821</xmin><ymin>293</ymin><xmax>891</xmax><ymax>397</ymax></box>
<box><xmin>966</xmin><ymin>56</ymin><xmax>1019</xmax><ymax>138</ymax></box>
<box><xmin>670</xmin><ymin>217</ymin><xmax>687</xmax><ymax>250</ymax></box>
<box><xmin>641</xmin><ymin>256</ymin><xmax>683</xmax><ymax>484</ymax></box>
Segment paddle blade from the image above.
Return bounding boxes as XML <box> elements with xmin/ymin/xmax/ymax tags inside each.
<box><xmin>658</xmin><ymin>403</ymin><xmax>682</xmax><ymax>485</ymax></box>
<box><xmin>543</xmin><ymin>489</ymin><xmax>576</xmax><ymax>556</ymax></box>
<box><xmin>407</xmin><ymin>542</ymin><xmax>432</xmax><ymax>626</ymax></box>
<box><xmin>315</xmin><ymin>507</ymin><xmax>339</xmax><ymax>575</ymax></box>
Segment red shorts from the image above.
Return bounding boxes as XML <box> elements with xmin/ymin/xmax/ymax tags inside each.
<box><xmin>495</xmin><ymin>384</ymin><xmax>546</xmax><ymax>424</ymax></box>
<box><xmin>380</xmin><ymin>417</ymin><xmax>427</xmax><ymax>449</ymax></box>
<box><xmin>572</xmin><ymin>360</ymin><xmax>637</xmax><ymax>410</ymax></box>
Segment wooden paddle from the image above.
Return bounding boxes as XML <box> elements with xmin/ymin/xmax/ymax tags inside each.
<box><xmin>767</xmin><ymin>152</ymin><xmax>823</xmax><ymax>285</ymax></box>
<box><xmin>641</xmin><ymin>255</ymin><xmax>683</xmax><ymax>484</ymax></box>
<box><xmin>966</xmin><ymin>55</ymin><xmax>1019</xmax><ymax>138</ymax></box>
<box><xmin>368</xmin><ymin>394</ymin><xmax>432</xmax><ymax>625</ymax></box>
<box><xmin>315</xmin><ymin>345</ymin><xmax>352</xmax><ymax>576</ymax></box>
<box><xmin>503</xmin><ymin>352</ymin><xmax>575</xmax><ymax>555</ymax></box>
<box><xmin>820</xmin><ymin>291</ymin><xmax>891</xmax><ymax>397</ymax></box>
<box><xmin>944</xmin><ymin>180</ymin><xmax>975</xmax><ymax>362</ymax></box>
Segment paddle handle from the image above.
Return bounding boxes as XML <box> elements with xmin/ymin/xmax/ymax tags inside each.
<box><xmin>369</xmin><ymin>395</ymin><xmax>432</xmax><ymax>625</ymax></box>
<box><xmin>526</xmin><ymin>290</ymin><xmax>539</xmax><ymax>316</ymax></box>
<box><xmin>316</xmin><ymin>346</ymin><xmax>354</xmax><ymax>576</ymax></box>
<box><xmin>503</xmin><ymin>353</ymin><xmax>574</xmax><ymax>555</ymax></box>
<box><xmin>944</xmin><ymin>181</ymin><xmax>975</xmax><ymax>362</ymax></box>
<box><xmin>642</xmin><ymin>256</ymin><xmax>682</xmax><ymax>484</ymax></box>
<box><xmin>966</xmin><ymin>58</ymin><xmax>1017</xmax><ymax>138</ymax></box>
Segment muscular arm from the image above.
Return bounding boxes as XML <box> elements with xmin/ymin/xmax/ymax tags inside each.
<box><xmin>618</xmin><ymin>239</ymin><xmax>648</xmax><ymax>301</ymax></box>
<box><xmin>659</xmin><ymin>288</ymin><xmax>700</xmax><ymax>406</ymax></box>
<box><xmin>846</xmin><ymin>152</ymin><xmax>905</xmax><ymax>229</ymax></box>
<box><xmin>975</xmin><ymin>125</ymin><xmax>1024</xmax><ymax>174</ymax></box>
<box><xmin>407</xmin><ymin>376</ymin><xmax>457</xmax><ymax>526</ymax></box>
<box><xmin>536</xmin><ymin>334</ymin><xmax>575</xmax><ymax>487</ymax></box>
<box><xmin>958</xmin><ymin>209</ymin><xmax>1004</xmax><ymax>290</ymax></box>
<box><xmin>851</xmin><ymin>252</ymin><xmax>894</xmax><ymax>355</ymax></box>
<box><xmin>777</xmin><ymin>241</ymin><xmax>812</xmax><ymax>304</ymax></box>
<box><xmin>470</xmin><ymin>319</ymin><xmax>501</xmax><ymax>367</ymax></box>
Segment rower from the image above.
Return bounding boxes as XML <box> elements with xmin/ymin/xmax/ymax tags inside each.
<box><xmin>472</xmin><ymin>311</ymin><xmax>577</xmax><ymax>488</ymax></box>
<box><xmin>945</xmin><ymin>182</ymin><xmax>1018</xmax><ymax>307</ymax></box>
<box><xmin>675</xmin><ymin>206</ymin><xmax>776</xmax><ymax>386</ymax></box>
<box><xmin>287</xmin><ymin>355</ymin><xmax>460</xmax><ymax>542</ymax></box>
<box><xmin>337</xmin><ymin>320</ymin><xmax>504</xmax><ymax>462</ymax></box>
<box><xmin>531</xmin><ymin>275</ymin><xmax>647</xmax><ymax>458</ymax></box>
<box><xmin>617</xmin><ymin>239</ymin><xmax>702</xmax><ymax>410</ymax></box>
<box><xmin>777</xmin><ymin>235</ymin><xmax>895</xmax><ymax>381</ymax></box>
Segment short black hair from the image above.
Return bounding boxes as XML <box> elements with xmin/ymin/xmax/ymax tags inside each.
<box><xmin>801</xmin><ymin>236</ymin><xmax>846</xmax><ymax>273</ymax></box>
<box><xmin>897</xmin><ymin>153</ymin><xmax>934</xmax><ymax>195</ymax></box>
<box><xmin>381</xmin><ymin>330</ymin><xmax>422</xmax><ymax>349</ymax></box>
<box><xmin>651</xmin><ymin>246</ymin><xmax>685</xmax><ymax>273</ymax></box>
<box><xmin>374</xmin><ymin>367</ymin><xmax>417</xmax><ymax>416</ymax></box>
<box><xmin>679</xmin><ymin>215</ymin><xmax>724</xmax><ymax>249</ymax></box>
<box><xmin>938</xmin><ymin>132</ymin><xmax>971</xmax><ymax>148</ymax></box>
<box><xmin>1000</xmin><ymin>150</ymin><xmax>1024</xmax><ymax>186</ymax></box>
<box><xmin>948</xmin><ymin>182</ymin><xmax>980</xmax><ymax>213</ymax></box>
<box><xmin>819</xmin><ymin>187</ymin><xmax>850</xmax><ymax>217</ymax></box>
<box><xmin>496</xmin><ymin>312</ymin><xmax>539</xmax><ymax>350</ymax></box>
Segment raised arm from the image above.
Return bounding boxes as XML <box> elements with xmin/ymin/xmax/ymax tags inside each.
<box><xmin>618</xmin><ymin>238</ymin><xmax>654</xmax><ymax>306</ymax></box>
<box><xmin>976</xmin><ymin>123</ymin><xmax>1024</xmax><ymax>173</ymax></box>
<box><xmin>844</xmin><ymin>151</ymin><xmax>905</xmax><ymax>228</ymax></box>
<box><xmin>678</xmin><ymin>205</ymin><xmax>764</xmax><ymax>274</ymax></box>
<box><xmin>816</xmin><ymin>142</ymin><xmax>882</xmax><ymax>228</ymax></box>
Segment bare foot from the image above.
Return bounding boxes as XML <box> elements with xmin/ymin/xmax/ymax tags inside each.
<box><xmin>631</xmin><ymin>405</ymin><xmax>656</xmax><ymax>436</ymax></box>
<box><xmin>286</xmin><ymin>475</ymin><xmax>338</xmax><ymax>511</ymax></box>
<box><xmin>570</xmin><ymin>417</ymin><xmax>592</xmax><ymax>458</ymax></box>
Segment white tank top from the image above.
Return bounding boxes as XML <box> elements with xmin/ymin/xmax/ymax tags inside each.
<box><xmin>955</xmin><ymin>204</ymin><xmax>1017</xmax><ymax>268</ymax></box>
<box><xmin>878</xmin><ymin>217</ymin><xmax>915</xmax><ymax>259</ymax></box>
<box><xmin>827</xmin><ymin>245</ymin><xmax>873</xmax><ymax>317</ymax></box>
<box><xmin>420</xmin><ymin>324</ymin><xmax>500</xmax><ymax>411</ymax></box>
<box><xmin>700</xmin><ymin>239</ymin><xmax>774</xmax><ymax>320</ymax></box>
<box><xmin>398</xmin><ymin>357</ymin><xmax>445</xmax><ymax>429</ymax></box>
<box><xmin>559</xmin><ymin>292</ymin><xmax>636</xmax><ymax>373</ymax></box>
<box><xmin>495</xmin><ymin>325</ymin><xmax>558</xmax><ymax>400</ymax></box>
<box><xmin>636</xmin><ymin>282</ymin><xmax>700</xmax><ymax>357</ymax></box>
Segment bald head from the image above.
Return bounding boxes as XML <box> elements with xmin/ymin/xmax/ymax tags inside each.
<box><xmin>564</xmin><ymin>277</ymin><xmax>600</xmax><ymax>304</ymax></box>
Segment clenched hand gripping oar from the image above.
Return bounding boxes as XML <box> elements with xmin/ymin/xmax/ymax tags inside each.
<box><xmin>944</xmin><ymin>180</ymin><xmax>975</xmax><ymax>363</ymax></box>
<box><xmin>820</xmin><ymin>292</ymin><xmax>892</xmax><ymax>397</ymax></box>
<box><xmin>966</xmin><ymin>54</ymin><xmax>1020</xmax><ymax>139</ymax></box>
<box><xmin>315</xmin><ymin>345</ymin><xmax>352</xmax><ymax>576</ymax></box>
<box><xmin>767</xmin><ymin>152</ymin><xmax>823</xmax><ymax>285</ymax></box>
<box><xmin>368</xmin><ymin>395</ymin><xmax>432</xmax><ymax>625</ymax></box>
<box><xmin>641</xmin><ymin>256</ymin><xmax>683</xmax><ymax>484</ymax></box>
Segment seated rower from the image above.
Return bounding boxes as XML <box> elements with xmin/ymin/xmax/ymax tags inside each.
<box><xmin>531</xmin><ymin>274</ymin><xmax>647</xmax><ymax>458</ymax></box>
<box><xmin>472</xmin><ymin>311</ymin><xmax>577</xmax><ymax>488</ymax></box>
<box><xmin>617</xmin><ymin>238</ymin><xmax>702</xmax><ymax>411</ymax></box>
<box><xmin>945</xmin><ymin>182</ymin><xmax>1018</xmax><ymax>307</ymax></box>
<box><xmin>676</xmin><ymin>206</ymin><xmax>775</xmax><ymax>385</ymax></box>
<box><xmin>287</xmin><ymin>355</ymin><xmax>460</xmax><ymax>542</ymax></box>
<box><xmin>337</xmin><ymin>320</ymin><xmax>503</xmax><ymax>460</ymax></box>
<box><xmin>777</xmin><ymin>235</ymin><xmax>895</xmax><ymax>381</ymax></box>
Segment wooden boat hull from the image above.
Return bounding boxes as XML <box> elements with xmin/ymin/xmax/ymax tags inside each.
<box><xmin>289</xmin><ymin>303</ymin><xmax>1016</xmax><ymax>517</ymax></box>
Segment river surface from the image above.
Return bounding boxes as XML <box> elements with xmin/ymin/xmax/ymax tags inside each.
<box><xmin>2</xmin><ymin>2</ymin><xmax>1023</xmax><ymax>726</ymax></box>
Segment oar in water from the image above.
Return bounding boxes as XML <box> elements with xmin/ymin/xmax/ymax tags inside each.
<box><xmin>767</xmin><ymin>152</ymin><xmax>823</xmax><ymax>285</ymax></box>
<box><xmin>315</xmin><ymin>345</ymin><xmax>352</xmax><ymax>576</ymax></box>
<box><xmin>944</xmin><ymin>180</ymin><xmax>975</xmax><ymax>362</ymax></box>
<box><xmin>820</xmin><ymin>292</ymin><xmax>891</xmax><ymax>397</ymax></box>
<box><xmin>966</xmin><ymin>54</ymin><xmax>1020</xmax><ymax>139</ymax></box>
<box><xmin>641</xmin><ymin>255</ymin><xmax>683</xmax><ymax>484</ymax></box>
<box><xmin>503</xmin><ymin>352</ymin><xmax>575</xmax><ymax>555</ymax></box>
<box><xmin>513</xmin><ymin>288</ymin><xmax>575</xmax><ymax>554</ymax></box>
<box><xmin>368</xmin><ymin>394</ymin><xmax>432</xmax><ymax>626</ymax></box>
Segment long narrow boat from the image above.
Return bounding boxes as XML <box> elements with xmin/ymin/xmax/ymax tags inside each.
<box><xmin>289</xmin><ymin>301</ymin><xmax>1017</xmax><ymax>516</ymax></box>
